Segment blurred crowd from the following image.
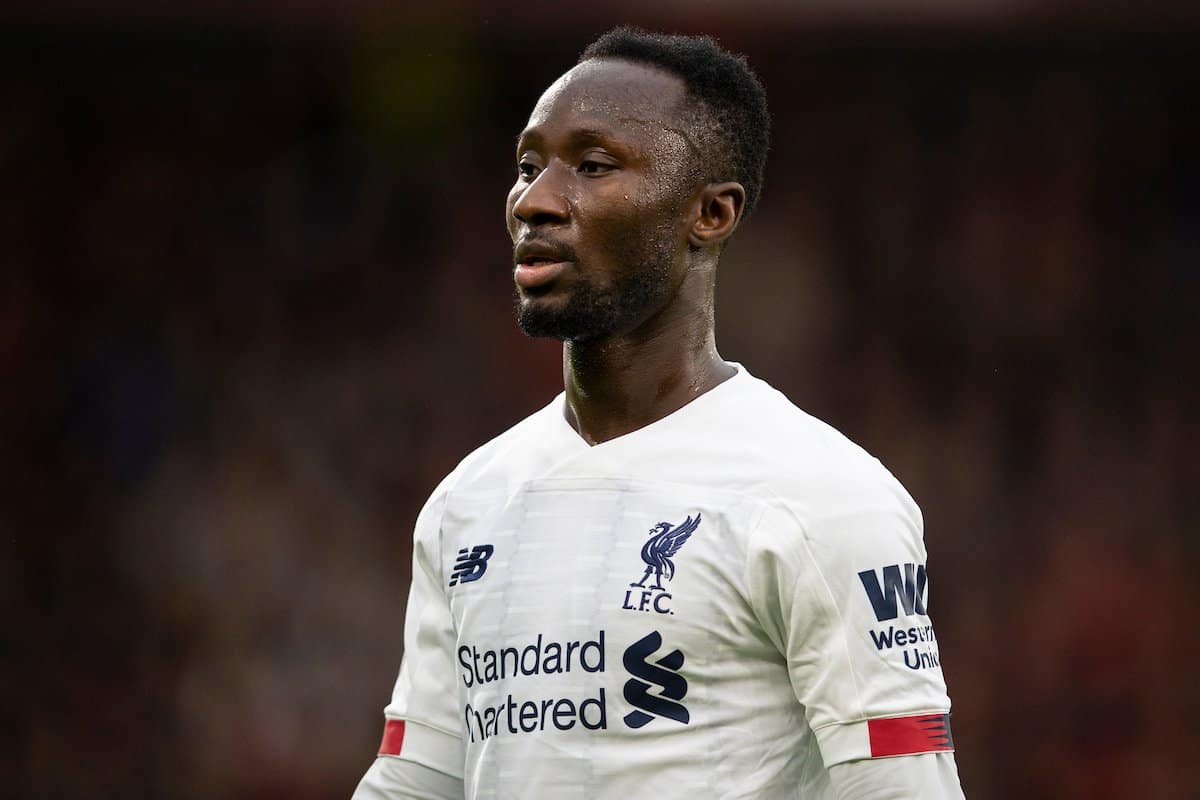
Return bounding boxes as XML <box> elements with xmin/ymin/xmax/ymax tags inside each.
<box><xmin>4</xmin><ymin>21</ymin><xmax>1197</xmax><ymax>800</ymax></box>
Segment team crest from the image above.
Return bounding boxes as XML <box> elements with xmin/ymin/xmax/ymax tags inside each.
<box><xmin>622</xmin><ymin>513</ymin><xmax>700</xmax><ymax>616</ymax></box>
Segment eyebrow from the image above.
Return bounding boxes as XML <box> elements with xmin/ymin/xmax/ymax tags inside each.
<box><xmin>515</xmin><ymin>126</ymin><xmax>628</xmax><ymax>152</ymax></box>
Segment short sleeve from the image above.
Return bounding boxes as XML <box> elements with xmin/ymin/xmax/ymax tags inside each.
<box><xmin>747</xmin><ymin>465</ymin><xmax>956</xmax><ymax>769</ymax></box>
<box><xmin>377</xmin><ymin>476</ymin><xmax>466</xmax><ymax>779</ymax></box>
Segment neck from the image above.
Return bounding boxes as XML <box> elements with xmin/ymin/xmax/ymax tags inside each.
<box><xmin>560</xmin><ymin>269</ymin><xmax>735</xmax><ymax>446</ymax></box>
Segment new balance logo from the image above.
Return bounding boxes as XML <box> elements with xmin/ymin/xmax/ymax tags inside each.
<box><xmin>622</xmin><ymin>631</ymin><xmax>689</xmax><ymax>729</ymax></box>
<box><xmin>448</xmin><ymin>544</ymin><xmax>494</xmax><ymax>587</ymax></box>
<box><xmin>858</xmin><ymin>563</ymin><xmax>927</xmax><ymax>621</ymax></box>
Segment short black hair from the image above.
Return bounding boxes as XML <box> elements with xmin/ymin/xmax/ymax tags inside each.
<box><xmin>580</xmin><ymin>26</ymin><xmax>770</xmax><ymax>219</ymax></box>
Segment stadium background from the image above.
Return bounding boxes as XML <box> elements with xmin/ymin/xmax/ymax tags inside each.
<box><xmin>4</xmin><ymin>2</ymin><xmax>1197</xmax><ymax>798</ymax></box>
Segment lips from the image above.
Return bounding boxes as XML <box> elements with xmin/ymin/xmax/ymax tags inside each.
<box><xmin>514</xmin><ymin>240</ymin><xmax>574</xmax><ymax>290</ymax></box>
<box><xmin>514</xmin><ymin>258</ymin><xmax>570</xmax><ymax>290</ymax></box>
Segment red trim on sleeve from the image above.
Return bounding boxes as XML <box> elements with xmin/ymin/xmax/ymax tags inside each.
<box><xmin>377</xmin><ymin>719</ymin><xmax>406</xmax><ymax>756</ymax></box>
<box><xmin>867</xmin><ymin>713</ymin><xmax>954</xmax><ymax>757</ymax></box>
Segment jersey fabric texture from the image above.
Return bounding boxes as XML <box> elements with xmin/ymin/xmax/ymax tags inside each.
<box><xmin>369</xmin><ymin>364</ymin><xmax>960</xmax><ymax>799</ymax></box>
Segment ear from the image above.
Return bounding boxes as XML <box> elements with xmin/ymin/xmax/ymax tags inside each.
<box><xmin>688</xmin><ymin>181</ymin><xmax>746</xmax><ymax>248</ymax></box>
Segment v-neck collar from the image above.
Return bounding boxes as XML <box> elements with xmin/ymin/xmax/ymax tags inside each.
<box><xmin>552</xmin><ymin>362</ymin><xmax>748</xmax><ymax>452</ymax></box>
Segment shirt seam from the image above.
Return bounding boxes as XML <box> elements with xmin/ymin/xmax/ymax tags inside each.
<box><xmin>764</xmin><ymin>491</ymin><xmax>869</xmax><ymax>724</ymax></box>
<box><xmin>810</xmin><ymin>708</ymin><xmax>952</xmax><ymax>732</ymax></box>
<box><xmin>384</xmin><ymin>715</ymin><xmax>463</xmax><ymax>743</ymax></box>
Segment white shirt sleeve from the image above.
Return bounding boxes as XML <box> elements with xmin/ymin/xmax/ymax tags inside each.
<box><xmin>352</xmin><ymin>757</ymin><xmax>464</xmax><ymax>800</ymax></box>
<box><xmin>354</xmin><ymin>477</ymin><xmax>466</xmax><ymax>797</ymax></box>
<box><xmin>828</xmin><ymin>752</ymin><xmax>964</xmax><ymax>799</ymax></box>
<box><xmin>747</xmin><ymin>461</ymin><xmax>964</xmax><ymax>795</ymax></box>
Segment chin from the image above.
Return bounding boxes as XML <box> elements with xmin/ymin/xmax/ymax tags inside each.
<box><xmin>516</xmin><ymin>299</ymin><xmax>603</xmax><ymax>342</ymax></box>
<box><xmin>514</xmin><ymin>279</ymin><xmax>644</xmax><ymax>343</ymax></box>
<box><xmin>516</xmin><ymin>308</ymin><xmax>575</xmax><ymax>341</ymax></box>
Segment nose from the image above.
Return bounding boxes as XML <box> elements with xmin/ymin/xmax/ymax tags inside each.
<box><xmin>510</xmin><ymin>161</ymin><xmax>571</xmax><ymax>228</ymax></box>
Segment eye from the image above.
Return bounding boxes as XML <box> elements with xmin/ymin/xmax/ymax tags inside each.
<box><xmin>518</xmin><ymin>161</ymin><xmax>541</xmax><ymax>179</ymax></box>
<box><xmin>579</xmin><ymin>159</ymin><xmax>616</xmax><ymax>176</ymax></box>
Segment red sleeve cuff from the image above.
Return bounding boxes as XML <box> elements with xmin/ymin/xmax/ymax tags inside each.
<box><xmin>377</xmin><ymin>719</ymin><xmax>406</xmax><ymax>756</ymax></box>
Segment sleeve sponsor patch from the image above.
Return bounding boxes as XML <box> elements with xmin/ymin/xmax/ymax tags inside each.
<box><xmin>377</xmin><ymin>719</ymin><xmax>406</xmax><ymax>756</ymax></box>
<box><xmin>867</xmin><ymin>713</ymin><xmax>954</xmax><ymax>758</ymax></box>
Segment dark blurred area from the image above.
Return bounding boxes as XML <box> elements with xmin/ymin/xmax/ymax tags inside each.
<box><xmin>3</xmin><ymin>4</ymin><xmax>1198</xmax><ymax>799</ymax></box>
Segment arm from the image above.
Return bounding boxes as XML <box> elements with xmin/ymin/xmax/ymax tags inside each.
<box><xmin>352</xmin><ymin>479</ymin><xmax>466</xmax><ymax>800</ymax></box>
<box><xmin>353</xmin><ymin>756</ymin><xmax>464</xmax><ymax>800</ymax></box>
<box><xmin>748</xmin><ymin>463</ymin><xmax>965</xmax><ymax>797</ymax></box>
<box><xmin>828</xmin><ymin>752</ymin><xmax>963</xmax><ymax>799</ymax></box>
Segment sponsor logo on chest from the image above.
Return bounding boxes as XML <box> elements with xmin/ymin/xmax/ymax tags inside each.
<box><xmin>457</xmin><ymin>628</ymin><xmax>691</xmax><ymax>743</ymax></box>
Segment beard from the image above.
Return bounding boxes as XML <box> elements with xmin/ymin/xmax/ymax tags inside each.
<box><xmin>515</xmin><ymin>229</ymin><xmax>677</xmax><ymax>343</ymax></box>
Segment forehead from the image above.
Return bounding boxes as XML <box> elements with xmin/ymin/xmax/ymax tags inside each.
<box><xmin>520</xmin><ymin>59</ymin><xmax>689</xmax><ymax>145</ymax></box>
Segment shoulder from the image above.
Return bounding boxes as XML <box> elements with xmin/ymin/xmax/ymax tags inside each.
<box><xmin>724</xmin><ymin>384</ymin><xmax>929</xmax><ymax>616</ymax></box>
<box><xmin>432</xmin><ymin>394</ymin><xmax>568</xmax><ymax>501</ymax></box>
<box><xmin>713</xmin><ymin>371</ymin><xmax>923</xmax><ymax>566</ymax></box>
<box><xmin>717</xmin><ymin>369</ymin><xmax>916</xmax><ymax>515</ymax></box>
<box><xmin>409</xmin><ymin>397</ymin><xmax>564</xmax><ymax>545</ymax></box>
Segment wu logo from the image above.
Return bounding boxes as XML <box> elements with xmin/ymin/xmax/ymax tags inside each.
<box><xmin>622</xmin><ymin>513</ymin><xmax>700</xmax><ymax>616</ymax></box>
<box><xmin>448</xmin><ymin>544</ymin><xmax>494</xmax><ymax>587</ymax></box>
<box><xmin>858</xmin><ymin>563</ymin><xmax>927</xmax><ymax>621</ymax></box>
<box><xmin>622</xmin><ymin>631</ymin><xmax>689</xmax><ymax>729</ymax></box>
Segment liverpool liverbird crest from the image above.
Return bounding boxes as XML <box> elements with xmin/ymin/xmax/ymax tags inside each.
<box><xmin>630</xmin><ymin>513</ymin><xmax>701</xmax><ymax>591</ymax></box>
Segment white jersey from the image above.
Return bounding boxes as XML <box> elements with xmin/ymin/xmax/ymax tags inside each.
<box><xmin>366</xmin><ymin>364</ymin><xmax>961</xmax><ymax>799</ymax></box>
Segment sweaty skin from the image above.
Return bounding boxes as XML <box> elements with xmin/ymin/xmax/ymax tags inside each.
<box><xmin>506</xmin><ymin>58</ymin><xmax>745</xmax><ymax>446</ymax></box>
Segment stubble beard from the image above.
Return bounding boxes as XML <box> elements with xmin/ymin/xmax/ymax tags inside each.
<box><xmin>515</xmin><ymin>233</ymin><xmax>676</xmax><ymax>343</ymax></box>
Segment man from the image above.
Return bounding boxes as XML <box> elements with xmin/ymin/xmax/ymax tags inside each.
<box><xmin>354</xmin><ymin>27</ymin><xmax>964</xmax><ymax>799</ymax></box>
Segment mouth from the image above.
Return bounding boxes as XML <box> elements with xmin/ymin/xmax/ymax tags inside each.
<box><xmin>514</xmin><ymin>255</ymin><xmax>571</xmax><ymax>290</ymax></box>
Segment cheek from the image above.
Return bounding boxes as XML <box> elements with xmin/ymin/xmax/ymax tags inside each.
<box><xmin>504</xmin><ymin>185</ymin><xmax>521</xmax><ymax>238</ymax></box>
<box><xmin>573</xmin><ymin>179</ymin><xmax>686</xmax><ymax>273</ymax></box>
<box><xmin>587</xmin><ymin>201</ymin><xmax>674</xmax><ymax>273</ymax></box>
<box><xmin>586</xmin><ymin>203</ymin><xmax>647</xmax><ymax>256</ymax></box>
<box><xmin>618</xmin><ymin>190</ymin><xmax>687</xmax><ymax>250</ymax></box>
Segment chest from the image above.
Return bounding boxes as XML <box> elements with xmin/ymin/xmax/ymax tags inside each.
<box><xmin>441</xmin><ymin>477</ymin><xmax>771</xmax><ymax>665</ymax></box>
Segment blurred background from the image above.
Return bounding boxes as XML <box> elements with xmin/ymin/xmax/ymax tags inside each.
<box><xmin>4</xmin><ymin>2</ymin><xmax>1197</xmax><ymax>798</ymax></box>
